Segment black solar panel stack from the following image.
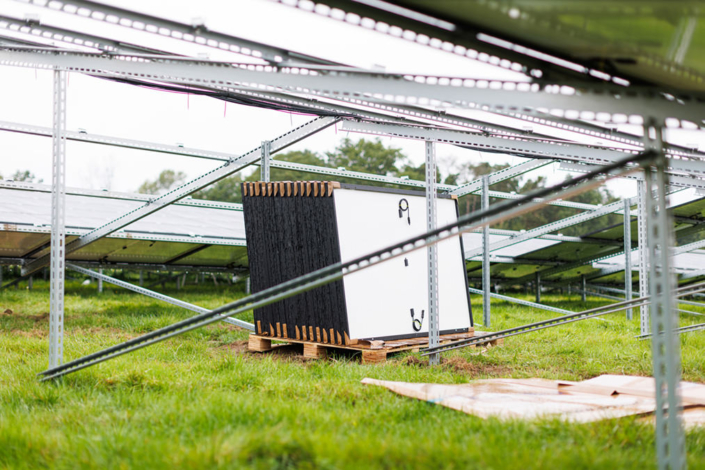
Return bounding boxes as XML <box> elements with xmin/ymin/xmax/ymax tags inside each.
<box><xmin>242</xmin><ymin>181</ymin><xmax>349</xmax><ymax>345</ymax></box>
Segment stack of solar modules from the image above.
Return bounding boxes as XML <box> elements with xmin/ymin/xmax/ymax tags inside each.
<box><xmin>242</xmin><ymin>181</ymin><xmax>473</xmax><ymax>344</ymax></box>
<box><xmin>242</xmin><ymin>181</ymin><xmax>348</xmax><ymax>344</ymax></box>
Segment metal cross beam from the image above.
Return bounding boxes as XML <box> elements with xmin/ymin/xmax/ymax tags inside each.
<box><xmin>1</xmin><ymin>48</ymin><xmax>704</xmax><ymax>126</ymax></box>
<box><xmin>22</xmin><ymin>116</ymin><xmax>339</xmax><ymax>275</ymax></box>
<box><xmin>0</xmin><ymin>180</ymin><xmax>243</xmax><ymax>211</ymax></box>
<box><xmin>15</xmin><ymin>0</ymin><xmax>340</xmax><ymax>66</ymax></box>
<box><xmin>342</xmin><ymin>120</ymin><xmax>632</xmax><ymax>165</ymax></box>
<box><xmin>496</xmin><ymin>109</ymin><xmax>705</xmax><ymax>159</ymax></box>
<box><xmin>559</xmin><ymin>161</ymin><xmax>705</xmax><ymax>190</ymax></box>
<box><xmin>464</xmin><ymin>197</ymin><xmax>634</xmax><ymax>259</ymax></box>
<box><xmin>472</xmin><ymin>228</ymin><xmax>622</xmax><ymax>246</ymax></box>
<box><xmin>0</xmin><ymin>14</ymin><xmax>172</xmax><ymax>54</ymax></box>
<box><xmin>67</xmin><ymin>263</ymin><xmax>254</xmax><ymax>330</ymax></box>
<box><xmin>449</xmin><ymin>159</ymin><xmax>552</xmax><ymax>196</ymax></box>
<box><xmin>424</xmin><ymin>281</ymin><xmax>705</xmax><ymax>356</ymax></box>
<box><xmin>673</xmin><ymin>238</ymin><xmax>705</xmax><ymax>255</ymax></box>
<box><xmin>341</xmin><ymin>120</ymin><xmax>705</xmax><ymax>177</ymax></box>
<box><xmin>0</xmin><ymin>119</ymin><xmax>239</xmax><ymax>162</ymax></box>
<box><xmin>469</xmin><ymin>287</ymin><xmax>573</xmax><ymax>316</ymax></box>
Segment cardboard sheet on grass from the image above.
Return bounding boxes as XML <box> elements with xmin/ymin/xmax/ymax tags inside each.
<box><xmin>362</xmin><ymin>375</ymin><xmax>705</xmax><ymax>425</ymax></box>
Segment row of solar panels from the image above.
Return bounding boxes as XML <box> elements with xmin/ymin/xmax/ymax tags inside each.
<box><xmin>464</xmin><ymin>188</ymin><xmax>705</xmax><ymax>286</ymax></box>
<box><xmin>2</xmin><ymin>182</ymin><xmax>705</xmax><ymax>284</ymax></box>
<box><xmin>0</xmin><ymin>184</ymin><xmax>248</xmax><ymax>272</ymax></box>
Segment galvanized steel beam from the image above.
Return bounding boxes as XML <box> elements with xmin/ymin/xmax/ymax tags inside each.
<box><xmin>67</xmin><ymin>263</ymin><xmax>254</xmax><ymax>330</ymax></box>
<box><xmin>1</xmin><ymin>48</ymin><xmax>704</xmax><ymax>126</ymax></box>
<box><xmin>425</xmin><ymin>140</ymin><xmax>440</xmax><ymax>365</ymax></box>
<box><xmin>464</xmin><ymin>197</ymin><xmax>634</xmax><ymax>259</ymax></box>
<box><xmin>48</xmin><ymin>69</ymin><xmax>67</xmax><ymax>369</ymax></box>
<box><xmin>14</xmin><ymin>0</ymin><xmax>339</xmax><ymax>65</ymax></box>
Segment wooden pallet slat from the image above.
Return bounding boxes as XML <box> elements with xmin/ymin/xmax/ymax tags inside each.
<box><xmin>245</xmin><ymin>327</ymin><xmax>493</xmax><ymax>363</ymax></box>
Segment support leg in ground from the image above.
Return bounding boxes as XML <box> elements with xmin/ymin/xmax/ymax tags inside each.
<box><xmin>425</xmin><ymin>140</ymin><xmax>440</xmax><ymax>365</ymax></box>
<box><xmin>624</xmin><ymin>198</ymin><xmax>633</xmax><ymax>320</ymax></box>
<box><xmin>644</xmin><ymin>127</ymin><xmax>685</xmax><ymax>470</ymax></box>
<box><xmin>482</xmin><ymin>174</ymin><xmax>491</xmax><ymax>328</ymax></box>
<box><xmin>48</xmin><ymin>69</ymin><xmax>67</xmax><ymax>369</ymax></box>
<box><xmin>637</xmin><ymin>178</ymin><xmax>650</xmax><ymax>335</ymax></box>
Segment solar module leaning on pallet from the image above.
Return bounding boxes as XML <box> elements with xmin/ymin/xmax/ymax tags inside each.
<box><xmin>242</xmin><ymin>181</ymin><xmax>473</xmax><ymax>343</ymax></box>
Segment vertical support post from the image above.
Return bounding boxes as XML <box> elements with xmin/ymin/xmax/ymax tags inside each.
<box><xmin>28</xmin><ymin>275</ymin><xmax>33</xmax><ymax>290</ymax></box>
<box><xmin>246</xmin><ymin>276</ymin><xmax>251</xmax><ymax>295</ymax></box>
<box><xmin>0</xmin><ymin>266</ymin><xmax>3</xmax><ymax>286</ymax></box>
<box><xmin>261</xmin><ymin>140</ymin><xmax>271</xmax><ymax>182</ymax></box>
<box><xmin>581</xmin><ymin>275</ymin><xmax>586</xmax><ymax>302</ymax></box>
<box><xmin>139</xmin><ymin>270</ymin><xmax>144</xmax><ymax>286</ymax></box>
<box><xmin>481</xmin><ymin>175</ymin><xmax>491</xmax><ymax>328</ymax></box>
<box><xmin>49</xmin><ymin>69</ymin><xmax>67</xmax><ymax>369</ymax></box>
<box><xmin>535</xmin><ymin>272</ymin><xmax>541</xmax><ymax>303</ymax></box>
<box><xmin>643</xmin><ymin>132</ymin><xmax>685</xmax><ymax>470</ymax></box>
<box><xmin>425</xmin><ymin>141</ymin><xmax>440</xmax><ymax>365</ymax></box>
<box><xmin>624</xmin><ymin>198</ymin><xmax>633</xmax><ymax>320</ymax></box>
<box><xmin>97</xmin><ymin>268</ymin><xmax>103</xmax><ymax>293</ymax></box>
<box><xmin>637</xmin><ymin>177</ymin><xmax>650</xmax><ymax>335</ymax></box>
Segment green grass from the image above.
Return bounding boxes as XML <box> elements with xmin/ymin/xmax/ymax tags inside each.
<box><xmin>1</xmin><ymin>280</ymin><xmax>704</xmax><ymax>469</ymax></box>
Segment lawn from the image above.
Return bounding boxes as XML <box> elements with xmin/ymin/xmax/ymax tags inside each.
<box><xmin>1</xmin><ymin>279</ymin><xmax>704</xmax><ymax>469</ymax></box>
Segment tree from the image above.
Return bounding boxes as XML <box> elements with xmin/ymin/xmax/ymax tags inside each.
<box><xmin>193</xmin><ymin>173</ymin><xmax>244</xmax><ymax>203</ymax></box>
<box><xmin>326</xmin><ymin>138</ymin><xmax>407</xmax><ymax>176</ymax></box>
<box><xmin>137</xmin><ymin>170</ymin><xmax>187</xmax><ymax>195</ymax></box>
<box><xmin>10</xmin><ymin>170</ymin><xmax>42</xmax><ymax>183</ymax></box>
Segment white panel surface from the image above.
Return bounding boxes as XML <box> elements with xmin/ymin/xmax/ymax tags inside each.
<box><xmin>334</xmin><ymin>188</ymin><xmax>471</xmax><ymax>339</ymax></box>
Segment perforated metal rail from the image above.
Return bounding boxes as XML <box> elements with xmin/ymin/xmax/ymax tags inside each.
<box><xmin>422</xmin><ymin>281</ymin><xmax>705</xmax><ymax>356</ymax></box>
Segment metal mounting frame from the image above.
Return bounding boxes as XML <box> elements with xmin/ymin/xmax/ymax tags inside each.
<box><xmin>22</xmin><ymin>116</ymin><xmax>339</xmax><ymax>275</ymax></box>
<box><xmin>1</xmin><ymin>48</ymin><xmax>704</xmax><ymax>127</ymax></box>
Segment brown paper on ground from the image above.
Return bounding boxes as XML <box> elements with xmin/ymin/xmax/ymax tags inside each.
<box><xmin>362</xmin><ymin>377</ymin><xmax>657</xmax><ymax>423</ymax></box>
<box><xmin>557</xmin><ymin>374</ymin><xmax>705</xmax><ymax>406</ymax></box>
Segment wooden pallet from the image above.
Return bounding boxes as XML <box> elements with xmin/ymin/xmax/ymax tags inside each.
<box><xmin>247</xmin><ymin>327</ymin><xmax>502</xmax><ymax>364</ymax></box>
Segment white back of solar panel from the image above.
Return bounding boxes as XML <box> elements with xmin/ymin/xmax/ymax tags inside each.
<box><xmin>333</xmin><ymin>188</ymin><xmax>472</xmax><ymax>340</ymax></box>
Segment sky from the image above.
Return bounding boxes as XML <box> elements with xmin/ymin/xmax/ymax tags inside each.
<box><xmin>0</xmin><ymin>0</ymin><xmax>704</xmax><ymax>197</ymax></box>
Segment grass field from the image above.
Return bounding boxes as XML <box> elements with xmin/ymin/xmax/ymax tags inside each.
<box><xmin>1</xmin><ymin>279</ymin><xmax>704</xmax><ymax>469</ymax></box>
